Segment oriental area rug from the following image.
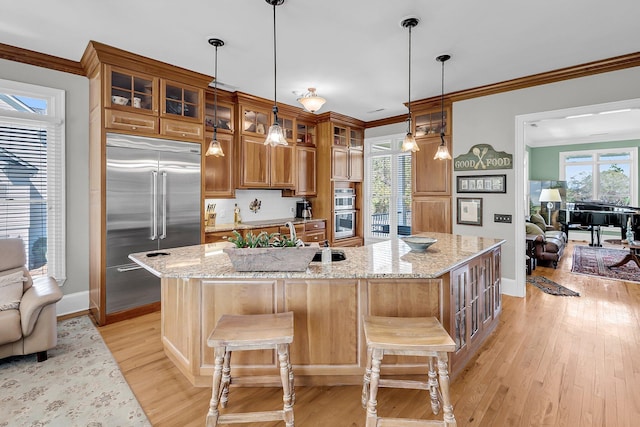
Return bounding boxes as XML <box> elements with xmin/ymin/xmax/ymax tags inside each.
<box><xmin>0</xmin><ymin>316</ymin><xmax>150</xmax><ymax>427</ymax></box>
<box><xmin>526</xmin><ymin>276</ymin><xmax>580</xmax><ymax>296</ymax></box>
<box><xmin>572</xmin><ymin>245</ymin><xmax>640</xmax><ymax>284</ymax></box>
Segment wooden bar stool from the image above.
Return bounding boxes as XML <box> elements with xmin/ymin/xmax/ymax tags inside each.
<box><xmin>206</xmin><ymin>312</ymin><xmax>295</xmax><ymax>427</ymax></box>
<box><xmin>362</xmin><ymin>316</ymin><xmax>457</xmax><ymax>427</ymax></box>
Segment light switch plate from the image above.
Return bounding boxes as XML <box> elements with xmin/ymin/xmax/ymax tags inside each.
<box><xmin>494</xmin><ymin>214</ymin><xmax>512</xmax><ymax>223</ymax></box>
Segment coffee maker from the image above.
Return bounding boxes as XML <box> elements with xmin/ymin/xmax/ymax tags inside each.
<box><xmin>296</xmin><ymin>199</ymin><xmax>312</xmax><ymax>219</ymax></box>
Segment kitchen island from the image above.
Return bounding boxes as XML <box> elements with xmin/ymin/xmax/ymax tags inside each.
<box><xmin>129</xmin><ymin>232</ymin><xmax>504</xmax><ymax>387</ymax></box>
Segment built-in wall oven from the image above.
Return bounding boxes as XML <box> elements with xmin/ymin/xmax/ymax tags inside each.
<box><xmin>334</xmin><ymin>188</ymin><xmax>356</xmax><ymax>239</ymax></box>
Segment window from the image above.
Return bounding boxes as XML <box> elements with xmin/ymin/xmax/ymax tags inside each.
<box><xmin>559</xmin><ymin>147</ymin><xmax>637</xmax><ymax>206</ymax></box>
<box><xmin>365</xmin><ymin>134</ymin><xmax>412</xmax><ymax>241</ymax></box>
<box><xmin>0</xmin><ymin>79</ymin><xmax>65</xmax><ymax>283</ymax></box>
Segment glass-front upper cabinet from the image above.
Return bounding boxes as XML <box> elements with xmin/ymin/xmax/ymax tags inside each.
<box><xmin>333</xmin><ymin>125</ymin><xmax>347</xmax><ymax>146</ymax></box>
<box><xmin>414</xmin><ymin>110</ymin><xmax>447</xmax><ymax>137</ymax></box>
<box><xmin>161</xmin><ymin>80</ymin><xmax>201</xmax><ymax>120</ymax></box>
<box><xmin>204</xmin><ymin>100</ymin><xmax>233</xmax><ymax>133</ymax></box>
<box><xmin>107</xmin><ymin>66</ymin><xmax>157</xmax><ymax>112</ymax></box>
<box><xmin>281</xmin><ymin>116</ymin><xmax>294</xmax><ymax>142</ymax></box>
<box><xmin>242</xmin><ymin>106</ymin><xmax>270</xmax><ymax>136</ymax></box>
<box><xmin>296</xmin><ymin>121</ymin><xmax>316</xmax><ymax>146</ymax></box>
<box><xmin>349</xmin><ymin>128</ymin><xmax>364</xmax><ymax>150</ymax></box>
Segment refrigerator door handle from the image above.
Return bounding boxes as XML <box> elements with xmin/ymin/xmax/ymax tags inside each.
<box><xmin>116</xmin><ymin>263</ymin><xmax>143</xmax><ymax>272</ymax></box>
<box><xmin>151</xmin><ymin>170</ymin><xmax>158</xmax><ymax>240</ymax></box>
<box><xmin>160</xmin><ymin>171</ymin><xmax>167</xmax><ymax>240</ymax></box>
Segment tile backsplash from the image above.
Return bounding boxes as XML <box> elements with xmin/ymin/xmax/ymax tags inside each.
<box><xmin>206</xmin><ymin>189</ymin><xmax>303</xmax><ymax>224</ymax></box>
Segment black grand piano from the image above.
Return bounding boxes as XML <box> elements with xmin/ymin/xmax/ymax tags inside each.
<box><xmin>558</xmin><ymin>201</ymin><xmax>640</xmax><ymax>247</ymax></box>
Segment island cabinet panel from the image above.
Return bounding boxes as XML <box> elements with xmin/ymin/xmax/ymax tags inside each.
<box><xmin>284</xmin><ymin>279</ymin><xmax>359</xmax><ymax>367</ymax></box>
<box><xmin>365</xmin><ymin>279</ymin><xmax>442</xmax><ymax>366</ymax></box>
<box><xmin>199</xmin><ymin>279</ymin><xmax>279</xmax><ymax>369</ymax></box>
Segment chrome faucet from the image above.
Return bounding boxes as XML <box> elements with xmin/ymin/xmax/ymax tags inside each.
<box><xmin>285</xmin><ymin>221</ymin><xmax>296</xmax><ymax>241</ymax></box>
<box><xmin>284</xmin><ymin>221</ymin><xmax>305</xmax><ymax>247</ymax></box>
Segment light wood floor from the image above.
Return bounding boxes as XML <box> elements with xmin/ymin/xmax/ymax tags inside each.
<box><xmin>98</xmin><ymin>240</ymin><xmax>640</xmax><ymax>426</ymax></box>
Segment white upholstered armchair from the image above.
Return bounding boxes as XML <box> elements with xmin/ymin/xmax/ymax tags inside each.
<box><xmin>0</xmin><ymin>238</ymin><xmax>63</xmax><ymax>362</ymax></box>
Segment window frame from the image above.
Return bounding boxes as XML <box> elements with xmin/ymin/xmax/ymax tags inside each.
<box><xmin>559</xmin><ymin>146</ymin><xmax>637</xmax><ymax>207</ymax></box>
<box><xmin>0</xmin><ymin>79</ymin><xmax>66</xmax><ymax>284</ymax></box>
<box><xmin>364</xmin><ymin>133</ymin><xmax>412</xmax><ymax>243</ymax></box>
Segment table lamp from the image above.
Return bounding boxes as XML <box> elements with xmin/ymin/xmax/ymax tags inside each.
<box><xmin>539</xmin><ymin>188</ymin><xmax>562</xmax><ymax>225</ymax></box>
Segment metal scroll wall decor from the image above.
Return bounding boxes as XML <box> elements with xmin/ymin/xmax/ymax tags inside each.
<box><xmin>453</xmin><ymin>144</ymin><xmax>513</xmax><ymax>171</ymax></box>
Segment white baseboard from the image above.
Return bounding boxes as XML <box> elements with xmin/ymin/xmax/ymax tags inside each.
<box><xmin>502</xmin><ymin>277</ymin><xmax>524</xmax><ymax>298</ymax></box>
<box><xmin>56</xmin><ymin>291</ymin><xmax>89</xmax><ymax>316</ymax></box>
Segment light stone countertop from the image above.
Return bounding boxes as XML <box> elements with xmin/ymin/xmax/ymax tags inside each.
<box><xmin>205</xmin><ymin>217</ymin><xmax>325</xmax><ymax>233</ymax></box>
<box><xmin>129</xmin><ymin>232</ymin><xmax>505</xmax><ymax>280</ymax></box>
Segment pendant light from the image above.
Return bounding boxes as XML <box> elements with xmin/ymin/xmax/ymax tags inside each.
<box><xmin>400</xmin><ymin>17</ymin><xmax>420</xmax><ymax>152</ymax></box>
<box><xmin>264</xmin><ymin>0</ymin><xmax>288</xmax><ymax>146</ymax></box>
<box><xmin>434</xmin><ymin>54</ymin><xmax>452</xmax><ymax>160</ymax></box>
<box><xmin>205</xmin><ymin>38</ymin><xmax>225</xmax><ymax>157</ymax></box>
<box><xmin>297</xmin><ymin>87</ymin><xmax>326</xmax><ymax>113</ymax></box>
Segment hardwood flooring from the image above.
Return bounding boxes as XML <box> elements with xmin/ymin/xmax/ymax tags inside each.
<box><xmin>98</xmin><ymin>240</ymin><xmax>640</xmax><ymax>426</ymax></box>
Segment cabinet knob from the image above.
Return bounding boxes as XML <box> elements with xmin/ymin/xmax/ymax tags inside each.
<box><xmin>132</xmin><ymin>126</ymin><xmax>137</xmax><ymax>130</ymax></box>
<box><xmin>182</xmin><ymin>133</ymin><xmax>186</xmax><ymax>137</ymax></box>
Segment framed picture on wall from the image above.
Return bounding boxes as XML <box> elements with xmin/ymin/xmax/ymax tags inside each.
<box><xmin>456</xmin><ymin>174</ymin><xmax>506</xmax><ymax>193</ymax></box>
<box><xmin>457</xmin><ymin>197</ymin><xmax>483</xmax><ymax>226</ymax></box>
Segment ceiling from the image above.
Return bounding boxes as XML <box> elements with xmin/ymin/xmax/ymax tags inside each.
<box><xmin>2</xmin><ymin>0</ymin><xmax>639</xmax><ymax>137</ymax></box>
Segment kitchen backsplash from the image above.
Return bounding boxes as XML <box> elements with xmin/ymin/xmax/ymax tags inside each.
<box><xmin>206</xmin><ymin>189</ymin><xmax>303</xmax><ymax>224</ymax></box>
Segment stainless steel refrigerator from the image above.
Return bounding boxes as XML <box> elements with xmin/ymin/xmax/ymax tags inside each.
<box><xmin>105</xmin><ymin>133</ymin><xmax>201</xmax><ymax>314</ymax></box>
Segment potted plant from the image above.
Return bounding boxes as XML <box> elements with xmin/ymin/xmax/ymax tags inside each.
<box><xmin>223</xmin><ymin>231</ymin><xmax>318</xmax><ymax>272</ymax></box>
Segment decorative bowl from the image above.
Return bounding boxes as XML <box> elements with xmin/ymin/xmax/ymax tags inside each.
<box><xmin>402</xmin><ymin>236</ymin><xmax>437</xmax><ymax>252</ymax></box>
<box><xmin>112</xmin><ymin>95</ymin><xmax>129</xmax><ymax>106</ymax></box>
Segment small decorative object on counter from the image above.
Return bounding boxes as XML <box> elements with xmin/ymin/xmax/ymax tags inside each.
<box><xmin>322</xmin><ymin>240</ymin><xmax>331</xmax><ymax>264</ymax></box>
<box><xmin>205</xmin><ymin>203</ymin><xmax>216</xmax><ymax>227</ymax></box>
<box><xmin>249</xmin><ymin>198</ymin><xmax>261</xmax><ymax>214</ymax></box>
<box><xmin>626</xmin><ymin>217</ymin><xmax>635</xmax><ymax>243</ymax></box>
<box><xmin>233</xmin><ymin>203</ymin><xmax>242</xmax><ymax>225</ymax></box>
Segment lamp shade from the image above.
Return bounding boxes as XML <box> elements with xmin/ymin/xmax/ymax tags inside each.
<box><xmin>539</xmin><ymin>188</ymin><xmax>562</xmax><ymax>203</ymax></box>
<box><xmin>297</xmin><ymin>88</ymin><xmax>326</xmax><ymax>113</ymax></box>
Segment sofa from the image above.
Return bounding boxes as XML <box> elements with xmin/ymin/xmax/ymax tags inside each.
<box><xmin>526</xmin><ymin>214</ymin><xmax>567</xmax><ymax>269</ymax></box>
<box><xmin>0</xmin><ymin>238</ymin><xmax>63</xmax><ymax>362</ymax></box>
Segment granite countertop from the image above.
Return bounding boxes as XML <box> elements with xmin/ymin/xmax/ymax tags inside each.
<box><xmin>205</xmin><ymin>217</ymin><xmax>325</xmax><ymax>233</ymax></box>
<box><xmin>129</xmin><ymin>232</ymin><xmax>505</xmax><ymax>280</ymax></box>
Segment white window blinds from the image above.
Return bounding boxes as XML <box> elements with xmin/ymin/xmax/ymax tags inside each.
<box><xmin>0</xmin><ymin>80</ymin><xmax>65</xmax><ymax>283</ymax></box>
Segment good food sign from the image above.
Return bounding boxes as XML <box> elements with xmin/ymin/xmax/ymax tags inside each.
<box><xmin>454</xmin><ymin>144</ymin><xmax>513</xmax><ymax>171</ymax></box>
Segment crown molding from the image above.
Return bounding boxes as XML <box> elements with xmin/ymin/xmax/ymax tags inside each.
<box><xmin>0</xmin><ymin>43</ymin><xmax>84</xmax><ymax>76</ymax></box>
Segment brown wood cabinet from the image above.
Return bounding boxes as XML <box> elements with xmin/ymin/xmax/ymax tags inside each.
<box><xmin>81</xmin><ymin>41</ymin><xmax>212</xmax><ymax>325</ymax></box>
<box><xmin>237</xmin><ymin>136</ymin><xmax>295</xmax><ymax>189</ymax></box>
<box><xmin>315</xmin><ymin>114</ymin><xmax>365</xmax><ymax>247</ymax></box>
<box><xmin>204</xmin><ymin>132</ymin><xmax>234</xmax><ymax>198</ymax></box>
<box><xmin>411</xmin><ymin>105</ymin><xmax>453</xmax><ymax>233</ymax></box>
<box><xmin>412</xmin><ymin>197</ymin><xmax>452</xmax><ymax>234</ymax></box>
<box><xmin>444</xmin><ymin>246</ymin><xmax>501</xmax><ymax>377</ymax></box>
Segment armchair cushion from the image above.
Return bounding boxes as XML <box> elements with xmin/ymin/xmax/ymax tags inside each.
<box><xmin>530</xmin><ymin>213</ymin><xmax>547</xmax><ymax>230</ymax></box>
<box><xmin>526</xmin><ymin>222</ymin><xmax>545</xmax><ymax>236</ymax></box>
<box><xmin>0</xmin><ymin>270</ymin><xmax>26</xmax><ymax>311</ymax></box>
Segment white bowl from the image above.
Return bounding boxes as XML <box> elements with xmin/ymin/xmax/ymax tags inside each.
<box><xmin>112</xmin><ymin>96</ymin><xmax>129</xmax><ymax>106</ymax></box>
<box><xmin>402</xmin><ymin>236</ymin><xmax>437</xmax><ymax>252</ymax></box>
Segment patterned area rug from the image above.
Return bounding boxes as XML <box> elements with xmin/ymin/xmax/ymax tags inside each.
<box><xmin>0</xmin><ymin>316</ymin><xmax>150</xmax><ymax>427</ymax></box>
<box><xmin>572</xmin><ymin>245</ymin><xmax>640</xmax><ymax>283</ymax></box>
<box><xmin>527</xmin><ymin>276</ymin><xmax>580</xmax><ymax>296</ymax></box>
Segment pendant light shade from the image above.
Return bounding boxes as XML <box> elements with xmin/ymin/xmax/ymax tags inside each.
<box><xmin>264</xmin><ymin>0</ymin><xmax>288</xmax><ymax>146</ymax></box>
<box><xmin>400</xmin><ymin>17</ymin><xmax>420</xmax><ymax>153</ymax></box>
<box><xmin>297</xmin><ymin>88</ymin><xmax>326</xmax><ymax>113</ymax></box>
<box><xmin>206</xmin><ymin>38</ymin><xmax>225</xmax><ymax>157</ymax></box>
<box><xmin>434</xmin><ymin>54</ymin><xmax>452</xmax><ymax>160</ymax></box>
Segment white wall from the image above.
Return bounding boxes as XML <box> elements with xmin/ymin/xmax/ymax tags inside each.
<box><xmin>453</xmin><ymin>66</ymin><xmax>640</xmax><ymax>296</ymax></box>
<box><xmin>0</xmin><ymin>59</ymin><xmax>90</xmax><ymax>312</ymax></box>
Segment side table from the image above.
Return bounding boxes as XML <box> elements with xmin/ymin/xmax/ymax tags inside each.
<box><xmin>607</xmin><ymin>240</ymin><xmax>640</xmax><ymax>269</ymax></box>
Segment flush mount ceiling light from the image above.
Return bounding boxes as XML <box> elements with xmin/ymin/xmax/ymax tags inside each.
<box><xmin>434</xmin><ymin>54</ymin><xmax>452</xmax><ymax>160</ymax></box>
<box><xmin>205</xmin><ymin>38</ymin><xmax>225</xmax><ymax>157</ymax></box>
<box><xmin>297</xmin><ymin>87</ymin><xmax>326</xmax><ymax>113</ymax></box>
<box><xmin>400</xmin><ymin>17</ymin><xmax>420</xmax><ymax>153</ymax></box>
<box><xmin>264</xmin><ymin>0</ymin><xmax>288</xmax><ymax>147</ymax></box>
